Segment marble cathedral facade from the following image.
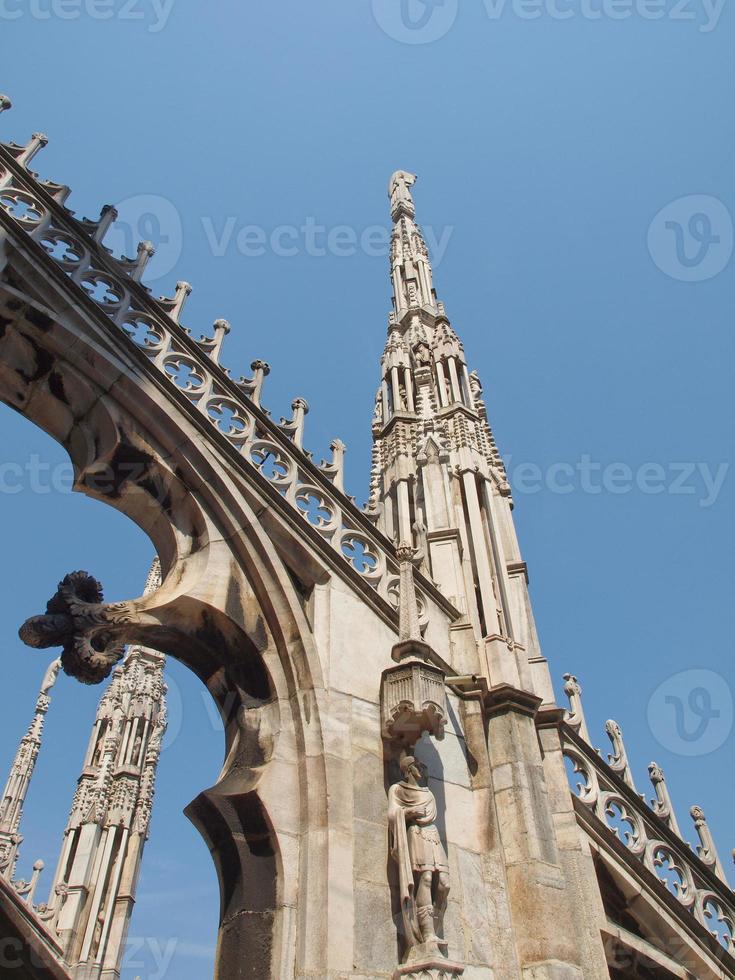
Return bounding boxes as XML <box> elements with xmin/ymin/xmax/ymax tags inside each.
<box><xmin>0</xmin><ymin>96</ymin><xmax>733</xmax><ymax>979</ymax></box>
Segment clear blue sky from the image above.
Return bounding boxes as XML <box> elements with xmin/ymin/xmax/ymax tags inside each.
<box><xmin>1</xmin><ymin>3</ymin><xmax>733</xmax><ymax>977</ymax></box>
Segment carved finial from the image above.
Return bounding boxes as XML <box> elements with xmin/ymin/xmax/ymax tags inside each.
<box><xmin>0</xmin><ymin>95</ymin><xmax>12</xmax><ymax>114</ymax></box>
<box><xmin>691</xmin><ymin>805</ymin><xmax>728</xmax><ymax>883</ymax></box>
<box><xmin>205</xmin><ymin>318</ymin><xmax>230</xmax><ymax>364</ymax></box>
<box><xmin>605</xmin><ymin>720</ymin><xmax>636</xmax><ymax>790</ymax></box>
<box><xmin>16</xmin><ymin>132</ymin><xmax>48</xmax><ymax>168</ymax></box>
<box><xmin>388</xmin><ymin>170</ymin><xmax>417</xmax><ymax>222</ymax></box>
<box><xmin>290</xmin><ymin>398</ymin><xmax>309</xmax><ymax>449</ymax></box>
<box><xmin>91</xmin><ymin>204</ymin><xmax>118</xmax><ymax>244</ymax></box>
<box><xmin>562</xmin><ymin>673</ymin><xmax>592</xmax><ymax>744</ymax></box>
<box><xmin>169</xmin><ymin>281</ymin><xmax>192</xmax><ymax>324</ymax></box>
<box><xmin>26</xmin><ymin>859</ymin><xmax>44</xmax><ymax>904</ymax></box>
<box><xmin>129</xmin><ymin>241</ymin><xmax>155</xmax><ymax>282</ymax></box>
<box><xmin>329</xmin><ymin>438</ymin><xmax>346</xmax><ymax>492</ymax></box>
<box><xmin>647</xmin><ymin>762</ymin><xmax>682</xmax><ymax>836</ymax></box>
<box><xmin>248</xmin><ymin>360</ymin><xmax>270</xmax><ymax>406</ymax></box>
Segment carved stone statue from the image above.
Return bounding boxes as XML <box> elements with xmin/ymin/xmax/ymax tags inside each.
<box><xmin>389</xmin><ymin>171</ymin><xmax>417</xmax><ymax>221</ymax></box>
<box><xmin>388</xmin><ymin>756</ymin><xmax>450</xmax><ymax>957</ymax></box>
<box><xmin>40</xmin><ymin>658</ymin><xmax>62</xmax><ymax>695</ymax></box>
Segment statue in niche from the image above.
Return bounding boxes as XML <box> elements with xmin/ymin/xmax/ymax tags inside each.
<box><xmin>91</xmin><ymin>724</ymin><xmax>106</xmax><ymax>768</ymax></box>
<box><xmin>388</xmin><ymin>755</ymin><xmax>450</xmax><ymax>956</ymax></box>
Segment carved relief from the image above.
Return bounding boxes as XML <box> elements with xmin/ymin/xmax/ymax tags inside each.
<box><xmin>18</xmin><ymin>571</ymin><xmax>135</xmax><ymax>683</ymax></box>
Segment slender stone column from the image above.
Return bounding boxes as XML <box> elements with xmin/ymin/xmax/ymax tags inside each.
<box><xmin>460</xmin><ymin>470</ymin><xmax>500</xmax><ymax>637</ymax></box>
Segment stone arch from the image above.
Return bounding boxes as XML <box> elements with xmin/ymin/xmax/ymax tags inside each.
<box><xmin>0</xmin><ymin>279</ymin><xmax>332</xmax><ymax>977</ymax></box>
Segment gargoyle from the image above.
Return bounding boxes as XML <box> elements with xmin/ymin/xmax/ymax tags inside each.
<box><xmin>18</xmin><ymin>571</ymin><xmax>136</xmax><ymax>684</ymax></box>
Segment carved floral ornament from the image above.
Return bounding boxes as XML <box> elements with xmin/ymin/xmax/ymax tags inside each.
<box><xmin>18</xmin><ymin>572</ymin><xmax>133</xmax><ymax>684</ymax></box>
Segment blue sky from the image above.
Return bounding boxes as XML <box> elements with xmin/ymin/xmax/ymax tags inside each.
<box><xmin>1</xmin><ymin>2</ymin><xmax>734</xmax><ymax>977</ymax></box>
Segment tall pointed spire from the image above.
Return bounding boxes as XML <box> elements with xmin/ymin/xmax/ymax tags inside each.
<box><xmin>0</xmin><ymin>658</ymin><xmax>61</xmax><ymax>884</ymax></box>
<box><xmin>370</xmin><ymin>172</ymin><xmax>545</xmax><ymax>693</ymax></box>
<box><xmin>45</xmin><ymin>559</ymin><xmax>167</xmax><ymax>978</ymax></box>
<box><xmin>387</xmin><ymin>171</ymin><xmax>437</xmax><ymax>314</ymax></box>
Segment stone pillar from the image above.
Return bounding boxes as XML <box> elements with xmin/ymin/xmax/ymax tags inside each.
<box><xmin>484</xmin><ymin>684</ymin><xmax>584</xmax><ymax>980</ymax></box>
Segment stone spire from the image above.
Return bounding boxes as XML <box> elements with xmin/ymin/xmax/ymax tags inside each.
<box><xmin>387</xmin><ymin>171</ymin><xmax>436</xmax><ymax>314</ymax></box>
<box><xmin>46</xmin><ymin>559</ymin><xmax>167</xmax><ymax>979</ymax></box>
<box><xmin>0</xmin><ymin>658</ymin><xmax>61</xmax><ymax>883</ymax></box>
<box><xmin>370</xmin><ymin>172</ymin><xmax>548</xmax><ymax>700</ymax></box>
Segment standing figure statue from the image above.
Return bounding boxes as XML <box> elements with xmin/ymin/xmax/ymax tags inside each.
<box><xmin>388</xmin><ymin>170</ymin><xmax>417</xmax><ymax>221</ymax></box>
<box><xmin>388</xmin><ymin>755</ymin><xmax>450</xmax><ymax>957</ymax></box>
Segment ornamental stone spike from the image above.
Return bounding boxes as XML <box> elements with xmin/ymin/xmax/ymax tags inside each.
<box><xmin>605</xmin><ymin>719</ymin><xmax>636</xmax><ymax>790</ymax></box>
<box><xmin>169</xmin><ymin>280</ymin><xmax>192</xmax><ymax>323</ymax></box>
<box><xmin>92</xmin><ymin>204</ymin><xmax>118</xmax><ymax>244</ymax></box>
<box><xmin>691</xmin><ymin>805</ymin><xmax>728</xmax><ymax>884</ymax></box>
<box><xmin>249</xmin><ymin>360</ymin><xmax>270</xmax><ymax>406</ymax></box>
<box><xmin>209</xmin><ymin>318</ymin><xmax>231</xmax><ymax>364</ymax></box>
<box><xmin>131</xmin><ymin>240</ymin><xmax>155</xmax><ymax>282</ymax></box>
<box><xmin>648</xmin><ymin>762</ymin><xmax>682</xmax><ymax>837</ymax></box>
<box><xmin>16</xmin><ymin>858</ymin><xmax>45</xmax><ymax>905</ymax></box>
<box><xmin>329</xmin><ymin>438</ymin><xmax>346</xmax><ymax>492</ymax></box>
<box><xmin>290</xmin><ymin>397</ymin><xmax>309</xmax><ymax>449</ymax></box>
<box><xmin>0</xmin><ymin>94</ymin><xmax>12</xmax><ymax>114</ymax></box>
<box><xmin>16</xmin><ymin>132</ymin><xmax>48</xmax><ymax>168</ymax></box>
<box><xmin>562</xmin><ymin>673</ymin><xmax>592</xmax><ymax>744</ymax></box>
<box><xmin>0</xmin><ymin>657</ymin><xmax>61</xmax><ymax>882</ymax></box>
